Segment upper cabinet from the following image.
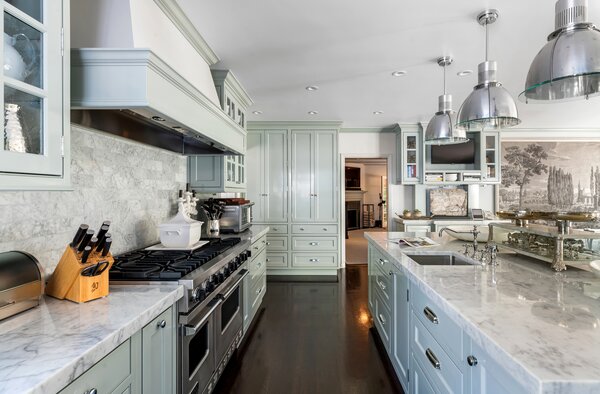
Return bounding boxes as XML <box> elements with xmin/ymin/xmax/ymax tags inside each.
<box><xmin>188</xmin><ymin>154</ymin><xmax>246</xmax><ymax>192</ymax></box>
<box><xmin>395</xmin><ymin>126</ymin><xmax>422</xmax><ymax>185</ymax></box>
<box><xmin>0</xmin><ymin>0</ymin><xmax>70</xmax><ymax>190</ymax></box>
<box><xmin>211</xmin><ymin>70</ymin><xmax>253</xmax><ymax>130</ymax></box>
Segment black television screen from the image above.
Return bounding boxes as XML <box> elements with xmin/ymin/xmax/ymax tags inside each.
<box><xmin>431</xmin><ymin>140</ymin><xmax>476</xmax><ymax>164</ymax></box>
<box><xmin>345</xmin><ymin>167</ymin><xmax>361</xmax><ymax>189</ymax></box>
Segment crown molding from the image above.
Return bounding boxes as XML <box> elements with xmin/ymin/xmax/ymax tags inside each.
<box><xmin>211</xmin><ymin>70</ymin><xmax>253</xmax><ymax>108</ymax></box>
<box><xmin>248</xmin><ymin>121</ymin><xmax>343</xmax><ymax>130</ymax></box>
<box><xmin>340</xmin><ymin>127</ymin><xmax>395</xmax><ymax>133</ymax></box>
<box><xmin>153</xmin><ymin>0</ymin><xmax>220</xmax><ymax>65</ymax></box>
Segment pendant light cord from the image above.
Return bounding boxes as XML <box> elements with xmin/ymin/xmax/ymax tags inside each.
<box><xmin>443</xmin><ymin>61</ymin><xmax>447</xmax><ymax>95</ymax></box>
<box><xmin>485</xmin><ymin>21</ymin><xmax>489</xmax><ymax>61</ymax></box>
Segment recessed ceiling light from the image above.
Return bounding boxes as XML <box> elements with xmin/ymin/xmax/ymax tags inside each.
<box><xmin>392</xmin><ymin>71</ymin><xmax>408</xmax><ymax>77</ymax></box>
<box><xmin>373</xmin><ymin>111</ymin><xmax>384</xmax><ymax>115</ymax></box>
<box><xmin>457</xmin><ymin>70</ymin><xmax>473</xmax><ymax>77</ymax></box>
<box><xmin>308</xmin><ymin>111</ymin><xmax>319</xmax><ymax>115</ymax></box>
<box><xmin>252</xmin><ymin>111</ymin><xmax>263</xmax><ymax>115</ymax></box>
<box><xmin>306</xmin><ymin>86</ymin><xmax>319</xmax><ymax>91</ymax></box>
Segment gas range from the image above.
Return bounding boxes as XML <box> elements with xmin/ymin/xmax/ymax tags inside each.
<box><xmin>110</xmin><ymin>237</ymin><xmax>251</xmax><ymax>313</ymax></box>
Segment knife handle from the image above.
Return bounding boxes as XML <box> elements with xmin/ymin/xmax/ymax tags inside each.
<box><xmin>96</xmin><ymin>225</ymin><xmax>109</xmax><ymax>247</ymax></box>
<box><xmin>88</xmin><ymin>237</ymin><xmax>98</xmax><ymax>252</ymax></box>
<box><xmin>96</xmin><ymin>230</ymin><xmax>111</xmax><ymax>252</ymax></box>
<box><xmin>81</xmin><ymin>246</ymin><xmax>92</xmax><ymax>264</ymax></box>
<box><xmin>102</xmin><ymin>238</ymin><xmax>112</xmax><ymax>257</ymax></box>
<box><xmin>77</xmin><ymin>230</ymin><xmax>95</xmax><ymax>252</ymax></box>
<box><xmin>71</xmin><ymin>224</ymin><xmax>89</xmax><ymax>247</ymax></box>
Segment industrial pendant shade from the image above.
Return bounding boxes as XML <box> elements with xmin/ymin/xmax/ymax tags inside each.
<box><xmin>457</xmin><ymin>10</ymin><xmax>521</xmax><ymax>131</ymax></box>
<box><xmin>425</xmin><ymin>56</ymin><xmax>468</xmax><ymax>145</ymax></box>
<box><xmin>520</xmin><ymin>0</ymin><xmax>600</xmax><ymax>102</ymax></box>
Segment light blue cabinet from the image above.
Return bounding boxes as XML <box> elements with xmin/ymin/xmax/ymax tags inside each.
<box><xmin>188</xmin><ymin>155</ymin><xmax>246</xmax><ymax>192</ymax></box>
<box><xmin>469</xmin><ymin>340</ymin><xmax>528</xmax><ymax>394</ymax></box>
<box><xmin>142</xmin><ymin>306</ymin><xmax>176</xmax><ymax>394</ymax></box>
<box><xmin>1</xmin><ymin>0</ymin><xmax>71</xmax><ymax>189</ymax></box>
<box><xmin>391</xmin><ymin>264</ymin><xmax>410</xmax><ymax>391</ymax></box>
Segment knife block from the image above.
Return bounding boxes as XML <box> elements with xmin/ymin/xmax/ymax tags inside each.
<box><xmin>46</xmin><ymin>245</ymin><xmax>114</xmax><ymax>303</ymax></box>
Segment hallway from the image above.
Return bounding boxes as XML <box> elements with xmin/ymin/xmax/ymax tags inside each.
<box><xmin>215</xmin><ymin>265</ymin><xmax>401</xmax><ymax>394</ymax></box>
<box><xmin>346</xmin><ymin>228</ymin><xmax>387</xmax><ymax>264</ymax></box>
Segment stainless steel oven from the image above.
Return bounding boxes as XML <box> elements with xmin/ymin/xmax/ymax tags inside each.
<box><xmin>219</xmin><ymin>203</ymin><xmax>254</xmax><ymax>233</ymax></box>
<box><xmin>215</xmin><ymin>269</ymin><xmax>246</xmax><ymax>360</ymax></box>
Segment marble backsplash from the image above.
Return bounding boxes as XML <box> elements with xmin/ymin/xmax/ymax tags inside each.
<box><xmin>0</xmin><ymin>125</ymin><xmax>187</xmax><ymax>277</ymax></box>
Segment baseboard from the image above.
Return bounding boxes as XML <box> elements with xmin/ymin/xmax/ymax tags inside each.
<box><xmin>267</xmin><ymin>272</ymin><xmax>339</xmax><ymax>282</ymax></box>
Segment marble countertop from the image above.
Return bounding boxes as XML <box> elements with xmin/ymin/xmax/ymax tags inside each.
<box><xmin>0</xmin><ymin>284</ymin><xmax>184</xmax><ymax>394</ymax></box>
<box><xmin>393</xmin><ymin>217</ymin><xmax>506</xmax><ymax>226</ymax></box>
<box><xmin>366</xmin><ymin>232</ymin><xmax>600</xmax><ymax>394</ymax></box>
<box><xmin>220</xmin><ymin>225</ymin><xmax>270</xmax><ymax>244</ymax></box>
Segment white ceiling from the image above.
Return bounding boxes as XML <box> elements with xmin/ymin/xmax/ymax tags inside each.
<box><xmin>178</xmin><ymin>0</ymin><xmax>600</xmax><ymax>130</ymax></box>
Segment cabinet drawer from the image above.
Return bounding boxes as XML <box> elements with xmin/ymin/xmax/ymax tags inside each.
<box><xmin>291</xmin><ymin>236</ymin><xmax>338</xmax><ymax>251</ymax></box>
<box><xmin>249</xmin><ymin>270</ymin><xmax>267</xmax><ymax>307</ymax></box>
<box><xmin>250</xmin><ymin>234</ymin><xmax>267</xmax><ymax>255</ymax></box>
<box><xmin>410</xmin><ymin>355</ymin><xmax>438</xmax><ymax>394</ymax></box>
<box><xmin>249</xmin><ymin>248</ymin><xmax>267</xmax><ymax>281</ymax></box>
<box><xmin>373</xmin><ymin>293</ymin><xmax>392</xmax><ymax>351</ymax></box>
<box><xmin>405</xmin><ymin>225</ymin><xmax>432</xmax><ymax>233</ymax></box>
<box><xmin>266</xmin><ymin>236</ymin><xmax>288</xmax><ymax>251</ymax></box>
<box><xmin>411</xmin><ymin>283</ymin><xmax>463</xmax><ymax>361</ymax></box>
<box><xmin>292</xmin><ymin>224</ymin><xmax>338</xmax><ymax>234</ymax></box>
<box><xmin>412</xmin><ymin>313</ymin><xmax>464</xmax><ymax>393</ymax></box>
<box><xmin>291</xmin><ymin>253</ymin><xmax>338</xmax><ymax>267</ymax></box>
<box><xmin>370</xmin><ymin>247</ymin><xmax>393</xmax><ymax>277</ymax></box>
<box><xmin>372</xmin><ymin>267</ymin><xmax>393</xmax><ymax>310</ymax></box>
<box><xmin>268</xmin><ymin>224</ymin><xmax>288</xmax><ymax>234</ymax></box>
<box><xmin>59</xmin><ymin>338</ymin><xmax>133</xmax><ymax>394</ymax></box>
<box><xmin>266</xmin><ymin>253</ymin><xmax>288</xmax><ymax>268</ymax></box>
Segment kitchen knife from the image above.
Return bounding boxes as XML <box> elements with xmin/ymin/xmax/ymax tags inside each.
<box><xmin>88</xmin><ymin>237</ymin><xmax>98</xmax><ymax>252</ymax></box>
<box><xmin>77</xmin><ymin>229</ymin><xmax>95</xmax><ymax>252</ymax></box>
<box><xmin>81</xmin><ymin>246</ymin><xmax>92</xmax><ymax>264</ymax></box>
<box><xmin>96</xmin><ymin>230</ymin><xmax>111</xmax><ymax>252</ymax></box>
<box><xmin>102</xmin><ymin>238</ymin><xmax>112</xmax><ymax>257</ymax></box>
<box><xmin>95</xmin><ymin>225</ymin><xmax>109</xmax><ymax>250</ymax></box>
<box><xmin>71</xmin><ymin>224</ymin><xmax>89</xmax><ymax>247</ymax></box>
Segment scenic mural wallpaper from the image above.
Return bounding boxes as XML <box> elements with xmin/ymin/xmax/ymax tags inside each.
<box><xmin>499</xmin><ymin>141</ymin><xmax>600</xmax><ymax>212</ymax></box>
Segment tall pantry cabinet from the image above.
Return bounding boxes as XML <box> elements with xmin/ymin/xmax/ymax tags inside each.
<box><xmin>247</xmin><ymin>123</ymin><xmax>341</xmax><ymax>278</ymax></box>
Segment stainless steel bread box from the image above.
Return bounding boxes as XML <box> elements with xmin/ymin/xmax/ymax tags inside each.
<box><xmin>0</xmin><ymin>251</ymin><xmax>44</xmax><ymax>321</ymax></box>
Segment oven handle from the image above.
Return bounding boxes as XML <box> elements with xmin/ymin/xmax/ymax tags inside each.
<box><xmin>184</xmin><ymin>298</ymin><xmax>222</xmax><ymax>337</ymax></box>
<box><xmin>219</xmin><ymin>269</ymin><xmax>249</xmax><ymax>300</ymax></box>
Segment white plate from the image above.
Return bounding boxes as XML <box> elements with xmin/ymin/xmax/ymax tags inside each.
<box><xmin>145</xmin><ymin>240</ymin><xmax>209</xmax><ymax>251</ymax></box>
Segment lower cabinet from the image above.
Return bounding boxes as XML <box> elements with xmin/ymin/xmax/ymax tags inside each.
<box><xmin>410</xmin><ymin>354</ymin><xmax>437</xmax><ymax>394</ymax></box>
<box><xmin>243</xmin><ymin>234</ymin><xmax>268</xmax><ymax>335</ymax></box>
<box><xmin>469</xmin><ymin>340</ymin><xmax>529</xmax><ymax>394</ymax></box>
<box><xmin>59</xmin><ymin>306</ymin><xmax>176</xmax><ymax>394</ymax></box>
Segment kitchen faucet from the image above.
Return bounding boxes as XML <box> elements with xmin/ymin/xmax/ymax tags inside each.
<box><xmin>438</xmin><ymin>225</ymin><xmax>481</xmax><ymax>257</ymax></box>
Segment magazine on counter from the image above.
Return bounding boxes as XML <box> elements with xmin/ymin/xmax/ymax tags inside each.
<box><xmin>397</xmin><ymin>237</ymin><xmax>439</xmax><ymax>248</ymax></box>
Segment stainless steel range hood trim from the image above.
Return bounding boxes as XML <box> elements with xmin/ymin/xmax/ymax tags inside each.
<box><xmin>71</xmin><ymin>48</ymin><xmax>246</xmax><ymax>155</ymax></box>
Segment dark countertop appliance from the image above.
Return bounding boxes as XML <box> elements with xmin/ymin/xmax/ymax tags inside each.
<box><xmin>0</xmin><ymin>251</ymin><xmax>43</xmax><ymax>321</ymax></box>
<box><xmin>110</xmin><ymin>237</ymin><xmax>250</xmax><ymax>394</ymax></box>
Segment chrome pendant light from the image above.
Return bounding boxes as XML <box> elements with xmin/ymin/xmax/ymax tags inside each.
<box><xmin>520</xmin><ymin>0</ymin><xmax>600</xmax><ymax>102</ymax></box>
<box><xmin>457</xmin><ymin>10</ymin><xmax>521</xmax><ymax>131</ymax></box>
<box><xmin>425</xmin><ymin>56</ymin><xmax>468</xmax><ymax>145</ymax></box>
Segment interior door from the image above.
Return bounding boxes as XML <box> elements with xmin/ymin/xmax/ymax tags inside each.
<box><xmin>314</xmin><ymin>130</ymin><xmax>337</xmax><ymax>222</ymax></box>
<box><xmin>291</xmin><ymin>130</ymin><xmax>314</xmax><ymax>222</ymax></box>
<box><xmin>246</xmin><ymin>132</ymin><xmax>264</xmax><ymax>222</ymax></box>
<box><xmin>264</xmin><ymin>130</ymin><xmax>288</xmax><ymax>222</ymax></box>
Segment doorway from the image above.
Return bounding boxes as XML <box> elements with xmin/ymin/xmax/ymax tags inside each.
<box><xmin>343</xmin><ymin>158</ymin><xmax>389</xmax><ymax>265</ymax></box>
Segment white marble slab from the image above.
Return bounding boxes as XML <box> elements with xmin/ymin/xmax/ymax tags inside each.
<box><xmin>366</xmin><ymin>232</ymin><xmax>600</xmax><ymax>394</ymax></box>
<box><xmin>248</xmin><ymin>225</ymin><xmax>270</xmax><ymax>243</ymax></box>
<box><xmin>0</xmin><ymin>284</ymin><xmax>184</xmax><ymax>394</ymax></box>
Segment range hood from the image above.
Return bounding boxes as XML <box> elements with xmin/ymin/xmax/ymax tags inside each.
<box><xmin>69</xmin><ymin>0</ymin><xmax>246</xmax><ymax>155</ymax></box>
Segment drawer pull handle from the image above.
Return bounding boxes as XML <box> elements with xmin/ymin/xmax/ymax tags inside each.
<box><xmin>377</xmin><ymin>313</ymin><xmax>386</xmax><ymax>325</ymax></box>
<box><xmin>467</xmin><ymin>355</ymin><xmax>478</xmax><ymax>367</ymax></box>
<box><xmin>262</xmin><ymin>240</ymin><xmax>266</xmax><ymax>244</ymax></box>
<box><xmin>426</xmin><ymin>348</ymin><xmax>441</xmax><ymax>369</ymax></box>
<box><xmin>322</xmin><ymin>228</ymin><xmax>328</xmax><ymax>231</ymax></box>
<box><xmin>378</xmin><ymin>258</ymin><xmax>387</xmax><ymax>266</ymax></box>
<box><xmin>256</xmin><ymin>287</ymin><xmax>263</xmax><ymax>295</ymax></box>
<box><xmin>423</xmin><ymin>307</ymin><xmax>439</xmax><ymax>324</ymax></box>
<box><xmin>266</xmin><ymin>242</ymin><xmax>271</xmax><ymax>245</ymax></box>
<box><xmin>309</xmin><ymin>242</ymin><xmax>319</xmax><ymax>246</ymax></box>
<box><xmin>309</xmin><ymin>258</ymin><xmax>320</xmax><ymax>262</ymax></box>
<box><xmin>388</xmin><ymin>271</ymin><xmax>394</xmax><ymax>276</ymax></box>
<box><xmin>157</xmin><ymin>319</ymin><xmax>167</xmax><ymax>328</ymax></box>
<box><xmin>85</xmin><ymin>389</ymin><xmax>98</xmax><ymax>394</ymax></box>
<box><xmin>266</xmin><ymin>259</ymin><xmax>270</xmax><ymax>262</ymax></box>
<box><xmin>300</xmin><ymin>228</ymin><xmax>305</xmax><ymax>231</ymax></box>
<box><xmin>377</xmin><ymin>281</ymin><xmax>386</xmax><ymax>291</ymax></box>
<box><xmin>254</xmin><ymin>246</ymin><xmax>259</xmax><ymax>250</ymax></box>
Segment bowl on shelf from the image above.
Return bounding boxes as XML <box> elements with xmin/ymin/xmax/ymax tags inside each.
<box><xmin>445</xmin><ymin>173</ymin><xmax>458</xmax><ymax>182</ymax></box>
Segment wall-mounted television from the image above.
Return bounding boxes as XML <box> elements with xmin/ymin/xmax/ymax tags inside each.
<box><xmin>431</xmin><ymin>140</ymin><xmax>476</xmax><ymax>165</ymax></box>
<box><xmin>345</xmin><ymin>167</ymin><xmax>361</xmax><ymax>189</ymax></box>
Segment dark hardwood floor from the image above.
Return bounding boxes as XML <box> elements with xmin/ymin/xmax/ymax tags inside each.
<box><xmin>215</xmin><ymin>265</ymin><xmax>402</xmax><ymax>394</ymax></box>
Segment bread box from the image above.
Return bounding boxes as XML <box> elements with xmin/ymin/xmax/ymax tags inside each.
<box><xmin>0</xmin><ymin>251</ymin><xmax>43</xmax><ymax>321</ymax></box>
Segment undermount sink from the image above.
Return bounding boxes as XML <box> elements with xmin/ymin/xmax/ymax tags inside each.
<box><xmin>406</xmin><ymin>253</ymin><xmax>475</xmax><ymax>266</ymax></box>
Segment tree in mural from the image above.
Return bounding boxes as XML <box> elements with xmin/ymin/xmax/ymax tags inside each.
<box><xmin>592</xmin><ymin>167</ymin><xmax>600</xmax><ymax>209</ymax></box>
<box><xmin>501</xmin><ymin>144</ymin><xmax>548</xmax><ymax>209</ymax></box>
<box><xmin>547</xmin><ymin>166</ymin><xmax>574</xmax><ymax>208</ymax></box>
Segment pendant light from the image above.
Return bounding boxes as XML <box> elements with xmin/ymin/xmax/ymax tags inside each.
<box><xmin>520</xmin><ymin>0</ymin><xmax>600</xmax><ymax>102</ymax></box>
<box><xmin>457</xmin><ymin>10</ymin><xmax>521</xmax><ymax>131</ymax></box>
<box><xmin>425</xmin><ymin>56</ymin><xmax>468</xmax><ymax>145</ymax></box>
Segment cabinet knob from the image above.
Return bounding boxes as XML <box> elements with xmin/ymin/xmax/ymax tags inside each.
<box><xmin>157</xmin><ymin>319</ymin><xmax>167</xmax><ymax>328</ymax></box>
<box><xmin>322</xmin><ymin>228</ymin><xmax>328</xmax><ymax>231</ymax></box>
<box><xmin>266</xmin><ymin>258</ymin><xmax>270</xmax><ymax>262</ymax></box>
<box><xmin>309</xmin><ymin>242</ymin><xmax>319</xmax><ymax>246</ymax></box>
<box><xmin>467</xmin><ymin>355</ymin><xmax>478</xmax><ymax>366</ymax></box>
<box><xmin>300</xmin><ymin>228</ymin><xmax>305</xmax><ymax>231</ymax></box>
<box><xmin>86</xmin><ymin>389</ymin><xmax>98</xmax><ymax>394</ymax></box>
<box><xmin>309</xmin><ymin>258</ymin><xmax>320</xmax><ymax>262</ymax></box>
<box><xmin>266</xmin><ymin>242</ymin><xmax>271</xmax><ymax>245</ymax></box>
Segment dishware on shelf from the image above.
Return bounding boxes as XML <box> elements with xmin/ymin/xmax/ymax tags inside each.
<box><xmin>3</xmin><ymin>32</ymin><xmax>36</xmax><ymax>82</ymax></box>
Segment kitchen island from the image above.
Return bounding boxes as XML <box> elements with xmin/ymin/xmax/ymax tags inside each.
<box><xmin>366</xmin><ymin>231</ymin><xmax>600</xmax><ymax>394</ymax></box>
<box><xmin>0</xmin><ymin>284</ymin><xmax>183</xmax><ymax>394</ymax></box>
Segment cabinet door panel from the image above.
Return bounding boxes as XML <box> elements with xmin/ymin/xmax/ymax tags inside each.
<box><xmin>188</xmin><ymin>156</ymin><xmax>223</xmax><ymax>190</ymax></box>
<box><xmin>142</xmin><ymin>307</ymin><xmax>175</xmax><ymax>394</ymax></box>
<box><xmin>314</xmin><ymin>130</ymin><xmax>337</xmax><ymax>222</ymax></box>
<box><xmin>265</xmin><ymin>130</ymin><xmax>288</xmax><ymax>222</ymax></box>
<box><xmin>291</xmin><ymin>130</ymin><xmax>313</xmax><ymax>222</ymax></box>
<box><xmin>246</xmin><ymin>132</ymin><xmax>264</xmax><ymax>222</ymax></box>
<box><xmin>392</xmin><ymin>266</ymin><xmax>410</xmax><ymax>392</ymax></box>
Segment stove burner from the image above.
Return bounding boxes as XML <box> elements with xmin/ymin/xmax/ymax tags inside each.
<box><xmin>110</xmin><ymin>238</ymin><xmax>241</xmax><ymax>281</ymax></box>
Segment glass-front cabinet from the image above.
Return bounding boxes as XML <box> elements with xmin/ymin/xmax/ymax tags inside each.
<box><xmin>0</xmin><ymin>1</ymin><xmax>69</xmax><ymax>189</ymax></box>
<box><xmin>482</xmin><ymin>131</ymin><xmax>500</xmax><ymax>183</ymax></box>
<box><xmin>396</xmin><ymin>130</ymin><xmax>421</xmax><ymax>184</ymax></box>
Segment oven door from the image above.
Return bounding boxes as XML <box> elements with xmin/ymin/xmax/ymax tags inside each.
<box><xmin>215</xmin><ymin>269</ymin><xmax>248</xmax><ymax>362</ymax></box>
<box><xmin>180</xmin><ymin>298</ymin><xmax>221</xmax><ymax>394</ymax></box>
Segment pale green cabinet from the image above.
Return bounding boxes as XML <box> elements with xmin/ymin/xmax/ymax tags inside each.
<box><xmin>391</xmin><ymin>264</ymin><xmax>410</xmax><ymax>391</ymax></box>
<box><xmin>211</xmin><ymin>70</ymin><xmax>253</xmax><ymax>130</ymax></box>
<box><xmin>396</xmin><ymin>131</ymin><xmax>422</xmax><ymax>184</ymax></box>
<box><xmin>142</xmin><ymin>306</ymin><xmax>176</xmax><ymax>394</ymax></box>
<box><xmin>188</xmin><ymin>154</ymin><xmax>246</xmax><ymax>192</ymax></box>
<box><xmin>0</xmin><ymin>0</ymin><xmax>70</xmax><ymax>189</ymax></box>
<box><xmin>481</xmin><ymin>131</ymin><xmax>500</xmax><ymax>184</ymax></box>
<box><xmin>247</xmin><ymin>129</ymin><xmax>288</xmax><ymax>223</ymax></box>
<box><xmin>291</xmin><ymin>129</ymin><xmax>338</xmax><ymax>223</ymax></box>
